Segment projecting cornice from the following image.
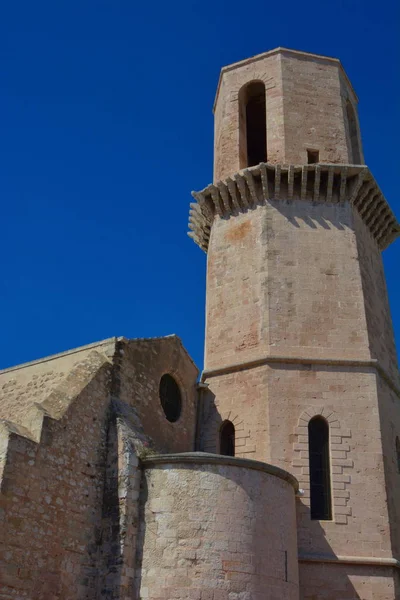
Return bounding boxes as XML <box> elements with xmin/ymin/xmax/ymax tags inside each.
<box><xmin>188</xmin><ymin>163</ymin><xmax>400</xmax><ymax>253</ymax></box>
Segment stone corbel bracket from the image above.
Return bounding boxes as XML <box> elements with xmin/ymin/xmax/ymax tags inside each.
<box><xmin>188</xmin><ymin>163</ymin><xmax>400</xmax><ymax>253</ymax></box>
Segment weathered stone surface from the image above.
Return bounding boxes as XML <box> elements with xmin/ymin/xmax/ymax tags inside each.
<box><xmin>1</xmin><ymin>46</ymin><xmax>399</xmax><ymax>600</ymax></box>
<box><xmin>138</xmin><ymin>454</ymin><xmax>299</xmax><ymax>599</ymax></box>
<box><xmin>195</xmin><ymin>47</ymin><xmax>400</xmax><ymax>600</ymax></box>
<box><xmin>188</xmin><ymin>164</ymin><xmax>399</xmax><ymax>253</ymax></box>
<box><xmin>213</xmin><ymin>48</ymin><xmax>363</xmax><ymax>182</ymax></box>
<box><xmin>0</xmin><ymin>336</ymin><xmax>198</xmax><ymax>599</ymax></box>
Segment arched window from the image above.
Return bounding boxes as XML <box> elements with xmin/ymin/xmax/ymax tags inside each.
<box><xmin>308</xmin><ymin>417</ymin><xmax>332</xmax><ymax>520</ymax></box>
<box><xmin>239</xmin><ymin>81</ymin><xmax>267</xmax><ymax>168</ymax></box>
<box><xmin>396</xmin><ymin>437</ymin><xmax>400</xmax><ymax>474</ymax></box>
<box><xmin>346</xmin><ymin>100</ymin><xmax>361</xmax><ymax>164</ymax></box>
<box><xmin>220</xmin><ymin>420</ymin><xmax>235</xmax><ymax>457</ymax></box>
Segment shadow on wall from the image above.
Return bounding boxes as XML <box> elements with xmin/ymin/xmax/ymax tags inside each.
<box><xmin>298</xmin><ymin>493</ymin><xmax>399</xmax><ymax>598</ymax></box>
<box><xmin>219</xmin><ymin>198</ymin><xmax>348</xmax><ymax>233</ymax></box>
<box><xmin>196</xmin><ymin>386</ymin><xmax>222</xmax><ymax>454</ymax></box>
<box><xmin>218</xmin><ymin>172</ymin><xmax>353</xmax><ymax>233</ymax></box>
<box><xmin>266</xmin><ymin>197</ymin><xmax>350</xmax><ymax>233</ymax></box>
<box><xmin>133</xmin><ymin>473</ymin><xmax>148</xmax><ymax>598</ymax></box>
<box><xmin>96</xmin><ymin>413</ymin><xmax>122</xmax><ymax>599</ymax></box>
<box><xmin>297</xmin><ymin>504</ymin><xmax>363</xmax><ymax>598</ymax></box>
<box><xmin>198</xmin><ymin>391</ymin><xmax>398</xmax><ymax>598</ymax></box>
<box><xmin>96</xmin><ymin>397</ymin><xmax>158</xmax><ymax>599</ymax></box>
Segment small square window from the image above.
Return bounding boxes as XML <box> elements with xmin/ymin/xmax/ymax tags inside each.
<box><xmin>307</xmin><ymin>149</ymin><xmax>319</xmax><ymax>164</ymax></box>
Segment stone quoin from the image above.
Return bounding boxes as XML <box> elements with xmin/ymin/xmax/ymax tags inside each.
<box><xmin>1</xmin><ymin>47</ymin><xmax>399</xmax><ymax>599</ymax></box>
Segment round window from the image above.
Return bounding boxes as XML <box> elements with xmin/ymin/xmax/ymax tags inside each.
<box><xmin>159</xmin><ymin>374</ymin><xmax>182</xmax><ymax>422</ymax></box>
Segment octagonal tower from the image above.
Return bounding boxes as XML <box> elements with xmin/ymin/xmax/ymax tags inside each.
<box><xmin>189</xmin><ymin>48</ymin><xmax>400</xmax><ymax>599</ymax></box>
<box><xmin>213</xmin><ymin>47</ymin><xmax>364</xmax><ymax>181</ymax></box>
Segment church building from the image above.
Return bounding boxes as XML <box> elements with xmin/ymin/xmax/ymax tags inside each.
<box><xmin>1</xmin><ymin>47</ymin><xmax>399</xmax><ymax>599</ymax></box>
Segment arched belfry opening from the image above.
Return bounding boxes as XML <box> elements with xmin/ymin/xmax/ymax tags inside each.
<box><xmin>219</xmin><ymin>420</ymin><xmax>235</xmax><ymax>457</ymax></box>
<box><xmin>239</xmin><ymin>81</ymin><xmax>267</xmax><ymax>168</ymax></box>
<box><xmin>308</xmin><ymin>416</ymin><xmax>332</xmax><ymax>520</ymax></box>
<box><xmin>346</xmin><ymin>100</ymin><xmax>361</xmax><ymax>164</ymax></box>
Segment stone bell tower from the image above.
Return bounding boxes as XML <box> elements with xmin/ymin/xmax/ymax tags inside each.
<box><xmin>189</xmin><ymin>48</ymin><xmax>400</xmax><ymax>599</ymax></box>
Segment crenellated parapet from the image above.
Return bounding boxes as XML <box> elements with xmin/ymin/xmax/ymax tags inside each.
<box><xmin>188</xmin><ymin>163</ymin><xmax>400</xmax><ymax>252</ymax></box>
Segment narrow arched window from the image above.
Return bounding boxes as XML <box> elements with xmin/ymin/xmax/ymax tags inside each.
<box><xmin>239</xmin><ymin>81</ymin><xmax>267</xmax><ymax>168</ymax></box>
<box><xmin>308</xmin><ymin>417</ymin><xmax>332</xmax><ymax>520</ymax></box>
<box><xmin>220</xmin><ymin>421</ymin><xmax>235</xmax><ymax>457</ymax></box>
<box><xmin>396</xmin><ymin>437</ymin><xmax>400</xmax><ymax>474</ymax></box>
<box><xmin>346</xmin><ymin>100</ymin><xmax>361</xmax><ymax>164</ymax></box>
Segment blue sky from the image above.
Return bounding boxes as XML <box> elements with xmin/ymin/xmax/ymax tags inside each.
<box><xmin>0</xmin><ymin>0</ymin><xmax>399</xmax><ymax>371</ymax></box>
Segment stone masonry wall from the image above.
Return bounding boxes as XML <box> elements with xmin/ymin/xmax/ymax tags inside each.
<box><xmin>199</xmin><ymin>366</ymin><xmax>269</xmax><ymax>460</ymax></box>
<box><xmin>205</xmin><ymin>199</ymin><xmax>372</xmax><ymax>371</ymax></box>
<box><xmin>0</xmin><ymin>343</ymin><xmax>108</xmax><ymax>441</ymax></box>
<box><xmin>201</xmin><ymin>348</ymin><xmax>399</xmax><ymax>599</ymax></box>
<box><xmin>261</xmin><ymin>198</ymin><xmax>371</xmax><ymax>361</ymax></box>
<box><xmin>202</xmin><ymin>45</ymin><xmax>399</xmax><ymax>600</ymax></box>
<box><xmin>299</xmin><ymin>562</ymin><xmax>399</xmax><ymax>600</ymax></box>
<box><xmin>201</xmin><ymin>364</ymin><xmax>393</xmax><ymax>552</ymax></box>
<box><xmin>119</xmin><ymin>337</ymin><xmax>198</xmax><ymax>454</ymax></box>
<box><xmin>202</xmin><ymin>191</ymin><xmax>399</xmax><ymax>598</ymax></box>
<box><xmin>280</xmin><ymin>52</ymin><xmax>355</xmax><ymax>166</ymax></box>
<box><xmin>105</xmin><ymin>336</ymin><xmax>198</xmax><ymax>597</ymax></box>
<box><xmin>213</xmin><ymin>49</ymin><xmax>361</xmax><ymax>182</ymax></box>
<box><xmin>136</xmin><ymin>456</ymin><xmax>299</xmax><ymax>600</ymax></box>
<box><xmin>0</xmin><ymin>336</ymin><xmax>199</xmax><ymax>600</ymax></box>
<box><xmin>213</xmin><ymin>52</ymin><xmax>284</xmax><ymax>182</ymax></box>
<box><xmin>205</xmin><ymin>206</ymin><xmax>267</xmax><ymax>370</ymax></box>
<box><xmin>339</xmin><ymin>71</ymin><xmax>365</xmax><ymax>165</ymax></box>
<box><xmin>377</xmin><ymin>376</ymin><xmax>400</xmax><ymax>564</ymax></box>
<box><xmin>275</xmin><ymin>366</ymin><xmax>391</xmax><ymax>556</ymax></box>
<box><xmin>355</xmin><ymin>210</ymin><xmax>400</xmax><ymax>385</ymax></box>
<box><xmin>97</xmin><ymin>403</ymin><xmax>144</xmax><ymax>600</ymax></box>
<box><xmin>0</xmin><ymin>357</ymin><xmax>112</xmax><ymax>600</ymax></box>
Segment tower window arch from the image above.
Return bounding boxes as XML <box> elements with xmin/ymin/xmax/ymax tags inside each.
<box><xmin>308</xmin><ymin>416</ymin><xmax>332</xmax><ymax>520</ymax></box>
<box><xmin>219</xmin><ymin>420</ymin><xmax>235</xmax><ymax>457</ymax></box>
<box><xmin>346</xmin><ymin>100</ymin><xmax>361</xmax><ymax>164</ymax></box>
<box><xmin>396</xmin><ymin>437</ymin><xmax>400</xmax><ymax>474</ymax></box>
<box><xmin>239</xmin><ymin>81</ymin><xmax>267</xmax><ymax>168</ymax></box>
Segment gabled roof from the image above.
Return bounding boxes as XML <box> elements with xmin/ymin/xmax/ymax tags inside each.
<box><xmin>0</xmin><ymin>334</ymin><xmax>198</xmax><ymax>441</ymax></box>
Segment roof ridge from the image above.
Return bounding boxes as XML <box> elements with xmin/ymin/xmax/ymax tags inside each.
<box><xmin>0</xmin><ymin>337</ymin><xmax>119</xmax><ymax>374</ymax></box>
<box><xmin>1</xmin><ymin>334</ymin><xmax>199</xmax><ymax>376</ymax></box>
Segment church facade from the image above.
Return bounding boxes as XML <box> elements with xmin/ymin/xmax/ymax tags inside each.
<box><xmin>1</xmin><ymin>47</ymin><xmax>399</xmax><ymax>599</ymax></box>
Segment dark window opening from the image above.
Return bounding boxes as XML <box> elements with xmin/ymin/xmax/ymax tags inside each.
<box><xmin>396</xmin><ymin>437</ymin><xmax>400</xmax><ymax>474</ymax></box>
<box><xmin>239</xmin><ymin>81</ymin><xmax>267</xmax><ymax>168</ymax></box>
<box><xmin>159</xmin><ymin>374</ymin><xmax>182</xmax><ymax>422</ymax></box>
<box><xmin>307</xmin><ymin>149</ymin><xmax>319</xmax><ymax>164</ymax></box>
<box><xmin>284</xmin><ymin>551</ymin><xmax>288</xmax><ymax>582</ymax></box>
<box><xmin>346</xmin><ymin>100</ymin><xmax>361</xmax><ymax>164</ymax></box>
<box><xmin>220</xmin><ymin>420</ymin><xmax>235</xmax><ymax>457</ymax></box>
<box><xmin>308</xmin><ymin>417</ymin><xmax>332</xmax><ymax>520</ymax></box>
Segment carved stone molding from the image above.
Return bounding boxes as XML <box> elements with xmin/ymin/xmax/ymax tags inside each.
<box><xmin>188</xmin><ymin>163</ymin><xmax>400</xmax><ymax>252</ymax></box>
